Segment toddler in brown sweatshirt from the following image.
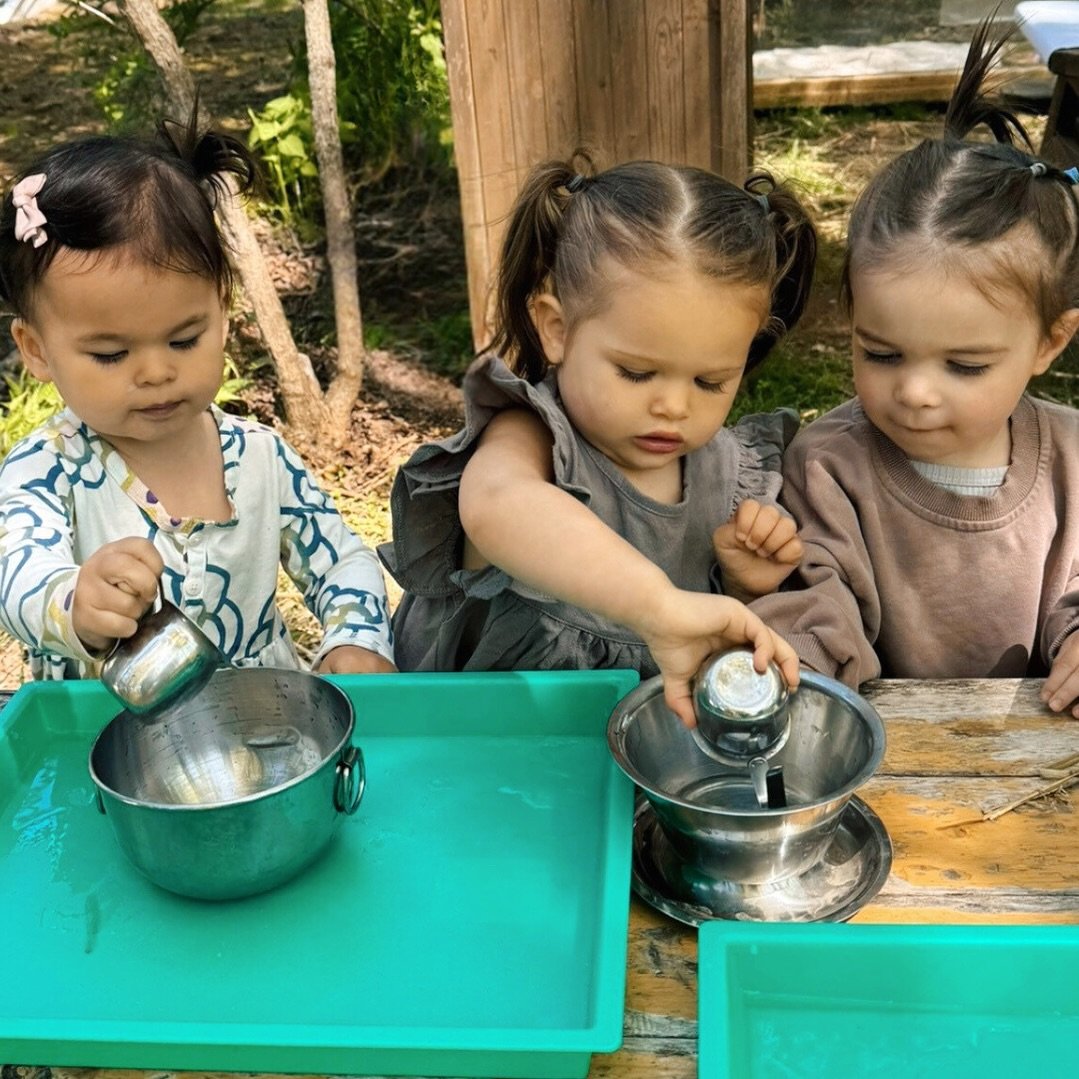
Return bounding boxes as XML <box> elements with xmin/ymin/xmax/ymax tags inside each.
<box><xmin>751</xmin><ymin>20</ymin><xmax>1079</xmax><ymax>716</ymax></box>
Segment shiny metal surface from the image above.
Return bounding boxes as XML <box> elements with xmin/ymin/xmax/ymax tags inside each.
<box><xmin>608</xmin><ymin>671</ymin><xmax>886</xmax><ymax>885</ymax></box>
<box><xmin>99</xmin><ymin>595</ymin><xmax>229</xmax><ymax>716</ymax></box>
<box><xmin>631</xmin><ymin>794</ymin><xmax>892</xmax><ymax>924</ymax></box>
<box><xmin>691</xmin><ymin>650</ymin><xmax>791</xmax><ymax>765</ymax></box>
<box><xmin>89</xmin><ymin>667</ymin><xmax>361</xmax><ymax>900</ymax></box>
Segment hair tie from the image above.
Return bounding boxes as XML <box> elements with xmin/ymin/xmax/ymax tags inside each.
<box><xmin>565</xmin><ymin>174</ymin><xmax>588</xmax><ymax>194</ymax></box>
<box><xmin>12</xmin><ymin>173</ymin><xmax>47</xmax><ymax>248</ymax></box>
<box><xmin>1030</xmin><ymin>161</ymin><xmax>1049</xmax><ymax>178</ymax></box>
<box><xmin>1064</xmin><ymin>166</ymin><xmax>1079</xmax><ymax>185</ymax></box>
<box><xmin>755</xmin><ymin>192</ymin><xmax>770</xmax><ymax>214</ymax></box>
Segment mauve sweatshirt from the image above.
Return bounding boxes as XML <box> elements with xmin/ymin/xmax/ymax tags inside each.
<box><xmin>750</xmin><ymin>395</ymin><xmax>1079</xmax><ymax>687</ymax></box>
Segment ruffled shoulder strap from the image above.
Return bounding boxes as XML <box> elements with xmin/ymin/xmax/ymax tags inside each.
<box><xmin>379</xmin><ymin>355</ymin><xmax>589</xmax><ymax>596</ymax></box>
<box><xmin>729</xmin><ymin>407</ymin><xmax>801</xmax><ymax>505</ymax></box>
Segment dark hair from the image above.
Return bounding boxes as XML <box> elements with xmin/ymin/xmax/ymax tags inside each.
<box><xmin>0</xmin><ymin>109</ymin><xmax>257</xmax><ymax>319</ymax></box>
<box><xmin>842</xmin><ymin>17</ymin><xmax>1079</xmax><ymax>333</ymax></box>
<box><xmin>487</xmin><ymin>152</ymin><xmax>818</xmax><ymax>382</ymax></box>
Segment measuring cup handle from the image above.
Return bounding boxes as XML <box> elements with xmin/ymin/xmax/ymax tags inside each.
<box><xmin>334</xmin><ymin>745</ymin><xmax>366</xmax><ymax>814</ymax></box>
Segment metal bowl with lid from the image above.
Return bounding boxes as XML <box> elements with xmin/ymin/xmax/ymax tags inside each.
<box><xmin>608</xmin><ymin>669</ymin><xmax>886</xmax><ymax>885</ymax></box>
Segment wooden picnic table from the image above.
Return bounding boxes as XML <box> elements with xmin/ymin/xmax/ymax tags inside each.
<box><xmin>14</xmin><ymin>678</ymin><xmax>1079</xmax><ymax>1079</ymax></box>
<box><xmin>593</xmin><ymin>677</ymin><xmax>1079</xmax><ymax>1078</ymax></box>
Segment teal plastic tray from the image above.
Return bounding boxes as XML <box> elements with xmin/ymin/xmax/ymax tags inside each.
<box><xmin>0</xmin><ymin>670</ymin><xmax>637</xmax><ymax>1078</ymax></box>
<box><xmin>699</xmin><ymin>921</ymin><xmax>1079</xmax><ymax>1078</ymax></box>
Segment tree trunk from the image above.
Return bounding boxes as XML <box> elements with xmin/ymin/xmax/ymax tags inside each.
<box><xmin>303</xmin><ymin>0</ymin><xmax>366</xmax><ymax>444</ymax></box>
<box><xmin>120</xmin><ymin>0</ymin><xmax>331</xmax><ymax>443</ymax></box>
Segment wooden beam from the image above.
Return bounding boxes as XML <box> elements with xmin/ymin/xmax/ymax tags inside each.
<box><xmin>754</xmin><ymin>63</ymin><xmax>1046</xmax><ymax>110</ymax></box>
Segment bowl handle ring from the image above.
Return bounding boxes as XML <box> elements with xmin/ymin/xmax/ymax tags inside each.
<box><xmin>334</xmin><ymin>744</ymin><xmax>366</xmax><ymax>814</ymax></box>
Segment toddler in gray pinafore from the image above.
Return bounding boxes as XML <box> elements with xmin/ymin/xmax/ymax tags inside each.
<box><xmin>379</xmin><ymin>356</ymin><xmax>798</xmax><ymax>677</ymax></box>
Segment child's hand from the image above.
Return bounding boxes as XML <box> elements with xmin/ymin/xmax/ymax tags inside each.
<box><xmin>636</xmin><ymin>586</ymin><xmax>800</xmax><ymax>730</ymax></box>
<box><xmin>73</xmin><ymin>537</ymin><xmax>163</xmax><ymax>654</ymax></box>
<box><xmin>317</xmin><ymin>645</ymin><xmax>397</xmax><ymax>675</ymax></box>
<box><xmin>712</xmin><ymin>500</ymin><xmax>803</xmax><ymax>603</ymax></box>
<box><xmin>1042</xmin><ymin>632</ymin><xmax>1079</xmax><ymax>717</ymax></box>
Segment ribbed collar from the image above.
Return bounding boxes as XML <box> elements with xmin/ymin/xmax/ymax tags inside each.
<box><xmin>860</xmin><ymin>394</ymin><xmax>1044</xmax><ymax>527</ymax></box>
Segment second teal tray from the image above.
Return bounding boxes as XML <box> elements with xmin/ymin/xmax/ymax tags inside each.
<box><xmin>699</xmin><ymin>921</ymin><xmax>1079</xmax><ymax>1078</ymax></box>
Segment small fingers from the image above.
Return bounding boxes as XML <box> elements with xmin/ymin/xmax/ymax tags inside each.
<box><xmin>734</xmin><ymin>502</ymin><xmax>777</xmax><ymax>551</ymax></box>
<box><xmin>771</xmin><ymin>534</ymin><xmax>804</xmax><ymax>567</ymax></box>
<box><xmin>1044</xmin><ymin>667</ymin><xmax>1079</xmax><ymax>713</ymax></box>
<box><xmin>663</xmin><ymin>679</ymin><xmax>697</xmax><ymax>729</ymax></box>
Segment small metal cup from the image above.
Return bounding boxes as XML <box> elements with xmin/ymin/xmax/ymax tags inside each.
<box><xmin>691</xmin><ymin>648</ymin><xmax>791</xmax><ymax>766</ymax></box>
<box><xmin>99</xmin><ymin>589</ymin><xmax>229</xmax><ymax>716</ymax></box>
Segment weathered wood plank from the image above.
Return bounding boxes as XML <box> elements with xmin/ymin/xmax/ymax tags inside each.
<box><xmin>682</xmin><ymin>0</ymin><xmax>712</xmax><ymax>170</ymax></box>
<box><xmin>438</xmin><ymin>0</ymin><xmax>490</xmax><ymax>347</ymax></box>
<box><xmin>503</xmin><ymin>0</ymin><xmax>547</xmax><ymax>191</ymax></box>
<box><xmin>863</xmin><ymin>678</ymin><xmax>1079</xmax><ymax>777</ymax></box>
<box><xmin>536</xmin><ymin>0</ymin><xmax>580</xmax><ymax>160</ymax></box>
<box><xmin>625</xmin><ymin>897</ymin><xmax>697</xmax><ymax>1019</ymax></box>
<box><xmin>645</xmin><ymin>0</ymin><xmax>686</xmax><ymax>163</ymax></box>
<box><xmin>607</xmin><ymin>0</ymin><xmax>650</xmax><ymax>162</ymax></box>
<box><xmin>862</xmin><ymin>775</ymin><xmax>1079</xmax><ymax>894</ymax></box>
<box><xmin>715</xmin><ymin>0</ymin><xmax>752</xmax><ymax>178</ymax></box>
<box><xmin>572</xmin><ymin>0</ymin><xmax>614</xmax><ymax>156</ymax></box>
<box><xmin>754</xmin><ymin>65</ymin><xmax>1044</xmax><ymax>110</ymax></box>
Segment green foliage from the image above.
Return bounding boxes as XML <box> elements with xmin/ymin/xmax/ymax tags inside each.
<box><xmin>326</xmin><ymin>0</ymin><xmax>452</xmax><ymax>182</ymax></box>
<box><xmin>242</xmin><ymin>1</ymin><xmax>452</xmax><ymax>229</ymax></box>
<box><xmin>216</xmin><ymin>352</ymin><xmax>251</xmax><ymax>409</ymax></box>
<box><xmin>731</xmin><ymin>342</ymin><xmax>854</xmax><ymax>425</ymax></box>
<box><xmin>50</xmin><ymin>0</ymin><xmax>218</xmax><ymax>133</ymax></box>
<box><xmin>0</xmin><ymin>373</ymin><xmax>63</xmax><ymax>457</ymax></box>
<box><xmin>366</xmin><ymin>309</ymin><xmax>474</xmax><ymax>381</ymax></box>
<box><xmin>247</xmin><ymin>94</ymin><xmax>321</xmax><ymax>226</ymax></box>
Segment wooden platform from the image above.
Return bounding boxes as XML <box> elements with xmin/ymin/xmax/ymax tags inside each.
<box><xmin>754</xmin><ymin>40</ymin><xmax>1048</xmax><ymax>108</ymax></box>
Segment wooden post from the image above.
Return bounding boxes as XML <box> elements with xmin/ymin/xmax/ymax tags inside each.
<box><xmin>442</xmin><ymin>0</ymin><xmax>752</xmax><ymax>351</ymax></box>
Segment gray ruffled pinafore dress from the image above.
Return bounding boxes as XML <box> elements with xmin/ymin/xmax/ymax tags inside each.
<box><xmin>378</xmin><ymin>356</ymin><xmax>797</xmax><ymax>677</ymax></box>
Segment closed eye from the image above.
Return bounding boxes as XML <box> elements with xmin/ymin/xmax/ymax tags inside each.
<box><xmin>948</xmin><ymin>361</ymin><xmax>988</xmax><ymax>376</ymax></box>
<box><xmin>171</xmin><ymin>334</ymin><xmax>201</xmax><ymax>351</ymax></box>
<box><xmin>89</xmin><ymin>351</ymin><xmax>126</xmax><ymax>365</ymax></box>
<box><xmin>695</xmin><ymin>377</ymin><xmax>730</xmax><ymax>394</ymax></box>
<box><xmin>616</xmin><ymin>365</ymin><xmax>653</xmax><ymax>383</ymax></box>
<box><xmin>860</xmin><ymin>348</ymin><xmax>900</xmax><ymax>364</ymax></box>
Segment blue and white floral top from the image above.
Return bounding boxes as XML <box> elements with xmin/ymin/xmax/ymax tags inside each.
<box><xmin>0</xmin><ymin>405</ymin><xmax>393</xmax><ymax>680</ymax></box>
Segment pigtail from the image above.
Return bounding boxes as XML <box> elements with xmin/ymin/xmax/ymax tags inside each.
<box><xmin>158</xmin><ymin>100</ymin><xmax>259</xmax><ymax>207</ymax></box>
<box><xmin>488</xmin><ymin>153</ymin><xmax>593</xmax><ymax>382</ymax></box>
<box><xmin>744</xmin><ymin>172</ymin><xmax>817</xmax><ymax>369</ymax></box>
<box><xmin>944</xmin><ymin>16</ymin><xmax>1031</xmax><ymax>148</ymax></box>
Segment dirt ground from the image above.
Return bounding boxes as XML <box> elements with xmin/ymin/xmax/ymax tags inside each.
<box><xmin>0</xmin><ymin>1</ymin><xmax>1056</xmax><ymax>686</ymax></box>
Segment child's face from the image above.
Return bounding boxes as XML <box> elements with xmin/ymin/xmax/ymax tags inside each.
<box><xmin>850</xmin><ymin>261</ymin><xmax>1075</xmax><ymax>468</ymax></box>
<box><xmin>533</xmin><ymin>263</ymin><xmax>766</xmax><ymax>495</ymax></box>
<box><xmin>12</xmin><ymin>247</ymin><xmax>227</xmax><ymax>452</ymax></box>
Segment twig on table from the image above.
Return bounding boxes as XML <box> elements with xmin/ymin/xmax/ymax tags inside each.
<box><xmin>938</xmin><ymin>753</ymin><xmax>1079</xmax><ymax>829</ymax></box>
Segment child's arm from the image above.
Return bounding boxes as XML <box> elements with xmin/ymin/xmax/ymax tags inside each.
<box><xmin>273</xmin><ymin>439</ymin><xmax>396</xmax><ymax>673</ymax></box>
<box><xmin>749</xmin><ymin>438</ymin><xmax>882</xmax><ymax>687</ymax></box>
<box><xmin>459</xmin><ymin>409</ymin><xmax>800</xmax><ymax>727</ymax></box>
<box><xmin>0</xmin><ymin>434</ymin><xmax>159</xmax><ymax>663</ymax></box>
<box><xmin>712</xmin><ymin>499</ymin><xmax>804</xmax><ymax>602</ymax></box>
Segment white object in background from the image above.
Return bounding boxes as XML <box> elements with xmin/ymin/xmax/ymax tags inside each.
<box><xmin>1016</xmin><ymin>2</ymin><xmax>1079</xmax><ymax>61</ymax></box>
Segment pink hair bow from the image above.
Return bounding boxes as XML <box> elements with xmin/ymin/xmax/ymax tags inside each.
<box><xmin>13</xmin><ymin>173</ymin><xmax>47</xmax><ymax>248</ymax></box>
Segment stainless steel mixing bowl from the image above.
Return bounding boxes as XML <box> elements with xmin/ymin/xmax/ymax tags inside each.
<box><xmin>608</xmin><ymin>671</ymin><xmax>885</xmax><ymax>884</ymax></box>
<box><xmin>89</xmin><ymin>667</ymin><xmax>364</xmax><ymax>900</ymax></box>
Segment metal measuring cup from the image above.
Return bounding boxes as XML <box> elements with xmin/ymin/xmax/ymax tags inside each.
<box><xmin>99</xmin><ymin>586</ymin><xmax>230</xmax><ymax>716</ymax></box>
<box><xmin>691</xmin><ymin>648</ymin><xmax>792</xmax><ymax>807</ymax></box>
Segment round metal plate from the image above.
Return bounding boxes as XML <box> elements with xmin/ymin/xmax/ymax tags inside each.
<box><xmin>631</xmin><ymin>793</ymin><xmax>892</xmax><ymax>925</ymax></box>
